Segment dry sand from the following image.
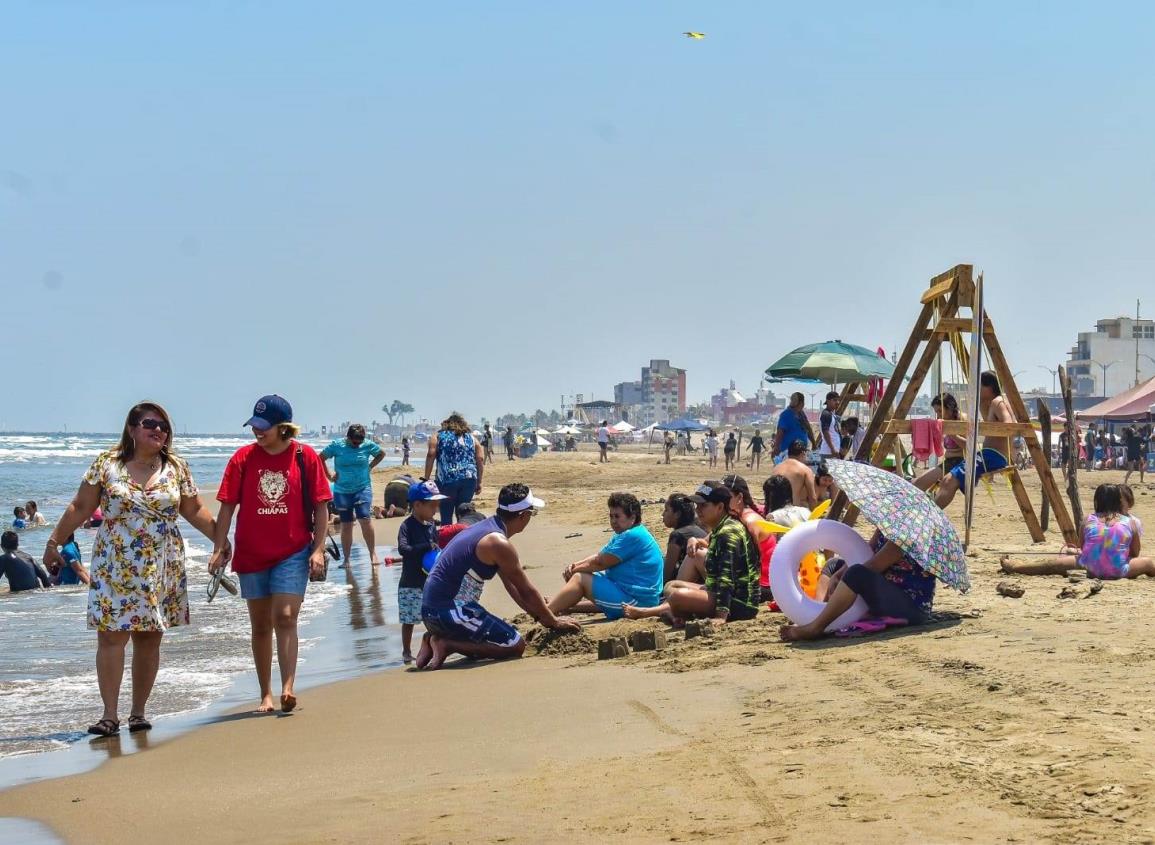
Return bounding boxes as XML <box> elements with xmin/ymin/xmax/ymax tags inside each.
<box><xmin>3</xmin><ymin>448</ymin><xmax>1155</xmax><ymax>843</ymax></box>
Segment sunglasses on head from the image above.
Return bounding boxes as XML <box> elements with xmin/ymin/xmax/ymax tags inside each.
<box><xmin>139</xmin><ymin>418</ymin><xmax>170</xmax><ymax>433</ymax></box>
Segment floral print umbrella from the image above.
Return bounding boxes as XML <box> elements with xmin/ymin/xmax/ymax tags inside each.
<box><xmin>825</xmin><ymin>459</ymin><xmax>970</xmax><ymax>592</ymax></box>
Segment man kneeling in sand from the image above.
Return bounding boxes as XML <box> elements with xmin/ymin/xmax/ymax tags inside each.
<box><xmin>417</xmin><ymin>483</ymin><xmax>581</xmax><ymax>670</ymax></box>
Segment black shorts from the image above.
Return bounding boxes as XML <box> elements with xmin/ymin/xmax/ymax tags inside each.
<box><xmin>944</xmin><ymin>456</ymin><xmax>964</xmax><ymax>472</ymax></box>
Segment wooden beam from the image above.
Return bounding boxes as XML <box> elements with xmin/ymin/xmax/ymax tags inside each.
<box><xmin>920</xmin><ymin>276</ymin><xmax>957</xmax><ymax>304</ymax></box>
<box><xmin>927</xmin><ymin>317</ymin><xmax>997</xmax><ymax>336</ymax></box>
<box><xmin>1006</xmin><ymin>468</ymin><xmax>1046</xmax><ymax>542</ymax></box>
<box><xmin>1059</xmin><ymin>365</ymin><xmax>1084</xmax><ymax>526</ymax></box>
<box><xmin>984</xmin><ymin>318</ymin><xmax>1079</xmax><ymax>546</ymax></box>
<box><xmin>884</xmin><ymin>420</ymin><xmax>1036</xmax><ymax>437</ymax></box>
<box><xmin>1036</xmin><ymin>399</ymin><xmax>1052</xmax><ymax>531</ymax></box>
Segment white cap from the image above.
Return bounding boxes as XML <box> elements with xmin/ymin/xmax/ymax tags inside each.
<box><xmin>499</xmin><ymin>489</ymin><xmax>546</xmax><ymax>512</ymax></box>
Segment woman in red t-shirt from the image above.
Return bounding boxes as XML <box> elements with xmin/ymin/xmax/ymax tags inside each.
<box><xmin>209</xmin><ymin>395</ymin><xmax>332</xmax><ymax>714</ymax></box>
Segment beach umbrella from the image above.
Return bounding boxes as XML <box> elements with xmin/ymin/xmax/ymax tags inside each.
<box><xmin>766</xmin><ymin>340</ymin><xmax>896</xmax><ymax>384</ymax></box>
<box><xmin>823</xmin><ymin>459</ymin><xmax>970</xmax><ymax>592</ymax></box>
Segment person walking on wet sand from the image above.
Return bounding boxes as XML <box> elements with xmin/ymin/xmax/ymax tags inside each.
<box><xmin>45</xmin><ymin>401</ymin><xmax>223</xmax><ymax>736</ymax></box>
<box><xmin>416</xmin><ymin>483</ymin><xmax>581</xmax><ymax>670</ymax></box>
<box><xmin>744</xmin><ymin>429</ymin><xmax>766</xmax><ymax>470</ymax></box>
<box><xmin>723</xmin><ymin>431</ymin><xmax>737</xmax><ymax>471</ymax></box>
<box><xmin>210</xmin><ymin>395</ymin><xmax>331</xmax><ymax>714</ymax></box>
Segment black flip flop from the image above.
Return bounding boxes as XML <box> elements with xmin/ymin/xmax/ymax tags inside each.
<box><xmin>127</xmin><ymin>715</ymin><xmax>152</xmax><ymax>733</ymax></box>
<box><xmin>87</xmin><ymin>718</ymin><xmax>120</xmax><ymax>737</ymax></box>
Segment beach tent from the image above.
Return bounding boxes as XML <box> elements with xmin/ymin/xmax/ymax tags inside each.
<box><xmin>656</xmin><ymin>418</ymin><xmax>708</xmax><ymax>432</ymax></box>
<box><xmin>1076</xmin><ymin>376</ymin><xmax>1155</xmax><ymax>421</ymax></box>
<box><xmin>535</xmin><ymin>435</ymin><xmax>552</xmax><ymax>447</ymax></box>
<box><xmin>535</xmin><ymin>428</ymin><xmax>553</xmax><ymax>437</ymax></box>
<box><xmin>610</xmin><ymin>421</ymin><xmax>635</xmax><ymax>433</ymax></box>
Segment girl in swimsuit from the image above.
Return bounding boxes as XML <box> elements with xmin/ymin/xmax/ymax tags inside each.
<box><xmin>912</xmin><ymin>393</ymin><xmax>966</xmax><ymax>492</ymax></box>
<box><xmin>1000</xmin><ymin>484</ymin><xmax>1155</xmax><ymax>579</ymax></box>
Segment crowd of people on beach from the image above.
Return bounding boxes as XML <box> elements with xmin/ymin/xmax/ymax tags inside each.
<box><xmin>9</xmin><ymin>370</ymin><xmax>1154</xmax><ymax>736</ymax></box>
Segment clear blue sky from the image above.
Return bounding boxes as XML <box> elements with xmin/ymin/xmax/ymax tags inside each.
<box><xmin>5</xmin><ymin>1</ymin><xmax>1154</xmax><ymax>432</ymax></box>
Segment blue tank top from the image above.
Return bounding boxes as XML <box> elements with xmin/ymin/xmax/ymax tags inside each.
<box><xmin>421</xmin><ymin>515</ymin><xmax>505</xmax><ymax>609</ymax></box>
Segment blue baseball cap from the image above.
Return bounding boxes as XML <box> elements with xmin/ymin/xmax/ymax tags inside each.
<box><xmin>408</xmin><ymin>480</ymin><xmax>448</xmax><ymax>502</ymax></box>
<box><xmin>244</xmin><ymin>395</ymin><xmax>293</xmax><ymax>430</ymax></box>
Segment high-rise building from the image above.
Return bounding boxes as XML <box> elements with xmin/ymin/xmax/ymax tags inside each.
<box><xmin>1066</xmin><ymin>316</ymin><xmax>1155</xmax><ymax>398</ymax></box>
<box><xmin>640</xmin><ymin>359</ymin><xmax>686</xmax><ymax>424</ymax></box>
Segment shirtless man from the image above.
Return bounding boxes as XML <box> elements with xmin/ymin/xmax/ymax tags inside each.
<box><xmin>934</xmin><ymin>371</ymin><xmax>1014</xmax><ymax>509</ymax></box>
<box><xmin>770</xmin><ymin>440</ymin><xmax>818</xmax><ymax>510</ymax></box>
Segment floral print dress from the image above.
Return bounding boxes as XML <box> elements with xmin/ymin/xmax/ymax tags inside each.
<box><xmin>84</xmin><ymin>451</ymin><xmax>196</xmax><ymax>631</ymax></box>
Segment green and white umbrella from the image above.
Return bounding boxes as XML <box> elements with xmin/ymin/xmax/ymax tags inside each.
<box><xmin>766</xmin><ymin>340</ymin><xmax>895</xmax><ymax>384</ymax></box>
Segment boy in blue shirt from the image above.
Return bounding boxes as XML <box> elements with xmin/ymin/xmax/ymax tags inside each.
<box><xmin>12</xmin><ymin>507</ymin><xmax>27</xmax><ymax>530</ymax></box>
<box><xmin>397</xmin><ymin>481</ymin><xmax>446</xmax><ymax>663</ymax></box>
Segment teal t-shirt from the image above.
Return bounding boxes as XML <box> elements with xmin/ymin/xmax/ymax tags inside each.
<box><xmin>321</xmin><ymin>438</ymin><xmax>384</xmax><ymax>494</ymax></box>
<box><xmin>600</xmin><ymin>525</ymin><xmax>664</xmax><ymax>606</ymax></box>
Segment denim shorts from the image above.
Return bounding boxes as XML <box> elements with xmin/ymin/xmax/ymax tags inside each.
<box><xmin>333</xmin><ymin>486</ymin><xmax>373</xmax><ymax>522</ymax></box>
<box><xmin>239</xmin><ymin>545</ymin><xmax>311</xmax><ymax>599</ymax></box>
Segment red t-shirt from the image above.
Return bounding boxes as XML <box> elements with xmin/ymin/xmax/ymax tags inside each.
<box><xmin>217</xmin><ymin>441</ymin><xmax>332</xmax><ymax>574</ymax></box>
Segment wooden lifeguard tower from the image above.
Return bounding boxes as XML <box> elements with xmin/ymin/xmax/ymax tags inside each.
<box><xmin>827</xmin><ymin>264</ymin><xmax>1079</xmax><ymax>547</ymax></box>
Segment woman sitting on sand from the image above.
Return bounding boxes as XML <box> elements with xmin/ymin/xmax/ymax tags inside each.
<box><xmin>1000</xmin><ymin>484</ymin><xmax>1155</xmax><ymax>580</ymax></box>
<box><xmin>546</xmin><ymin>492</ymin><xmax>664</xmax><ymax>619</ymax></box>
<box><xmin>723</xmin><ymin>473</ymin><xmax>777</xmax><ymax>602</ymax></box>
<box><xmin>780</xmin><ymin>529</ymin><xmax>936</xmax><ymax>642</ymax></box>
<box><xmin>625</xmin><ymin>481</ymin><xmax>760</xmax><ymax>624</ymax></box>
<box><xmin>661</xmin><ymin>493</ymin><xmax>706</xmax><ymax>583</ymax></box>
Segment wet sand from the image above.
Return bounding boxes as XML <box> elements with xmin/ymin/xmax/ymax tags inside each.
<box><xmin>2</xmin><ymin>448</ymin><xmax>1155</xmax><ymax>843</ymax></box>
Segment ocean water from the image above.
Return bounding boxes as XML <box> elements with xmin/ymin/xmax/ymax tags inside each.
<box><xmin>0</xmin><ymin>433</ymin><xmax>406</xmax><ymax>763</ymax></box>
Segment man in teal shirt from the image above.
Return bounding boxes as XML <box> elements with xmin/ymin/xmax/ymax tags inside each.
<box><xmin>321</xmin><ymin>424</ymin><xmax>386</xmax><ymax>565</ymax></box>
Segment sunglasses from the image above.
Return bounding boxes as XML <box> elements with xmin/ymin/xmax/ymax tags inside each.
<box><xmin>139</xmin><ymin>418</ymin><xmax>171</xmax><ymax>433</ymax></box>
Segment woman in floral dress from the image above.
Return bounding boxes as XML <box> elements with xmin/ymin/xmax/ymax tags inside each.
<box><xmin>44</xmin><ymin>402</ymin><xmax>226</xmax><ymax>737</ymax></box>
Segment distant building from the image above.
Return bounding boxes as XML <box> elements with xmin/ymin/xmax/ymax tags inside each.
<box><xmin>575</xmin><ymin>400</ymin><xmax>619</xmax><ymax>426</ymax></box>
<box><xmin>1067</xmin><ymin>315</ymin><xmax>1155</xmax><ymax>398</ymax></box>
<box><xmin>710</xmin><ymin>380</ymin><xmax>779</xmax><ymax>426</ymax></box>
<box><xmin>613</xmin><ymin>380</ymin><xmax>645</xmax><ymax>423</ymax></box>
<box><xmin>640</xmin><ymin>359</ymin><xmax>686</xmax><ymax>424</ymax></box>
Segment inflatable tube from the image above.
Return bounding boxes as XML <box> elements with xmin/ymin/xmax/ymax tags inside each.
<box><xmin>769</xmin><ymin>519</ymin><xmax>871</xmax><ymax>632</ymax></box>
<box><xmin>421</xmin><ymin>549</ymin><xmax>440</xmax><ymax>574</ymax></box>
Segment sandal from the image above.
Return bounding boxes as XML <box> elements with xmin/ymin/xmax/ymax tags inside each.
<box><xmin>87</xmin><ymin>718</ymin><xmax>121</xmax><ymax>737</ymax></box>
<box><xmin>127</xmin><ymin>715</ymin><xmax>152</xmax><ymax>733</ymax></box>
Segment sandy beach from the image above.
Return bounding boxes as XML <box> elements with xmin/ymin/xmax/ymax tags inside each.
<box><xmin>3</xmin><ymin>447</ymin><xmax>1155</xmax><ymax>844</ymax></box>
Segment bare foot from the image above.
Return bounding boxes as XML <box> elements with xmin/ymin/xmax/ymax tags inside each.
<box><xmin>281</xmin><ymin>693</ymin><xmax>297</xmax><ymax>713</ymax></box>
<box><xmin>779</xmin><ymin>623</ymin><xmax>820</xmax><ymax>642</ymax></box>
<box><xmin>415</xmin><ymin>635</ymin><xmax>434</xmax><ymax>669</ymax></box>
<box><xmin>402</xmin><ymin>651</ymin><xmax>414</xmax><ymax>665</ymax></box>
<box><xmin>256</xmin><ymin>695</ymin><xmax>276</xmax><ymax>713</ymax></box>
<box><xmin>999</xmin><ymin>555</ymin><xmax>1016</xmax><ymax>573</ymax></box>
<box><xmin>622</xmin><ymin>604</ymin><xmax>645</xmax><ymax>620</ymax></box>
<box><xmin>425</xmin><ymin>637</ymin><xmax>450</xmax><ymax>670</ymax></box>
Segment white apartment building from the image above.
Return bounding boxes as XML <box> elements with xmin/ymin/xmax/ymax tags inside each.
<box><xmin>1066</xmin><ymin>316</ymin><xmax>1155</xmax><ymax>398</ymax></box>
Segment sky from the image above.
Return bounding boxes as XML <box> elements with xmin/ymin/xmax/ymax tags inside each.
<box><xmin>4</xmin><ymin>1</ymin><xmax>1155</xmax><ymax>432</ymax></box>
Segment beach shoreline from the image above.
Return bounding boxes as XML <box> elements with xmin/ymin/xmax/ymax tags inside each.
<box><xmin>3</xmin><ymin>450</ymin><xmax>1155</xmax><ymax>843</ymax></box>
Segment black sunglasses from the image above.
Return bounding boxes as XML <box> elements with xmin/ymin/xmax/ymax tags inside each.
<box><xmin>139</xmin><ymin>418</ymin><xmax>171</xmax><ymax>433</ymax></box>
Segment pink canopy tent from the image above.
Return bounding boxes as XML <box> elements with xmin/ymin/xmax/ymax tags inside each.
<box><xmin>1076</xmin><ymin>376</ymin><xmax>1155</xmax><ymax>421</ymax></box>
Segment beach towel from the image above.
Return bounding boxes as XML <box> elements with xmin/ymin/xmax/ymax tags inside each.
<box><xmin>834</xmin><ymin>616</ymin><xmax>909</xmax><ymax>638</ymax></box>
<box><xmin>910</xmin><ymin>419</ymin><xmax>938</xmax><ymax>463</ymax></box>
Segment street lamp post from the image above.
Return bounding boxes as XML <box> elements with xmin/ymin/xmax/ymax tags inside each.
<box><xmin>1039</xmin><ymin>365</ymin><xmax>1058</xmax><ymax>396</ymax></box>
<box><xmin>1090</xmin><ymin>359</ymin><xmax>1120</xmax><ymax>398</ymax></box>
